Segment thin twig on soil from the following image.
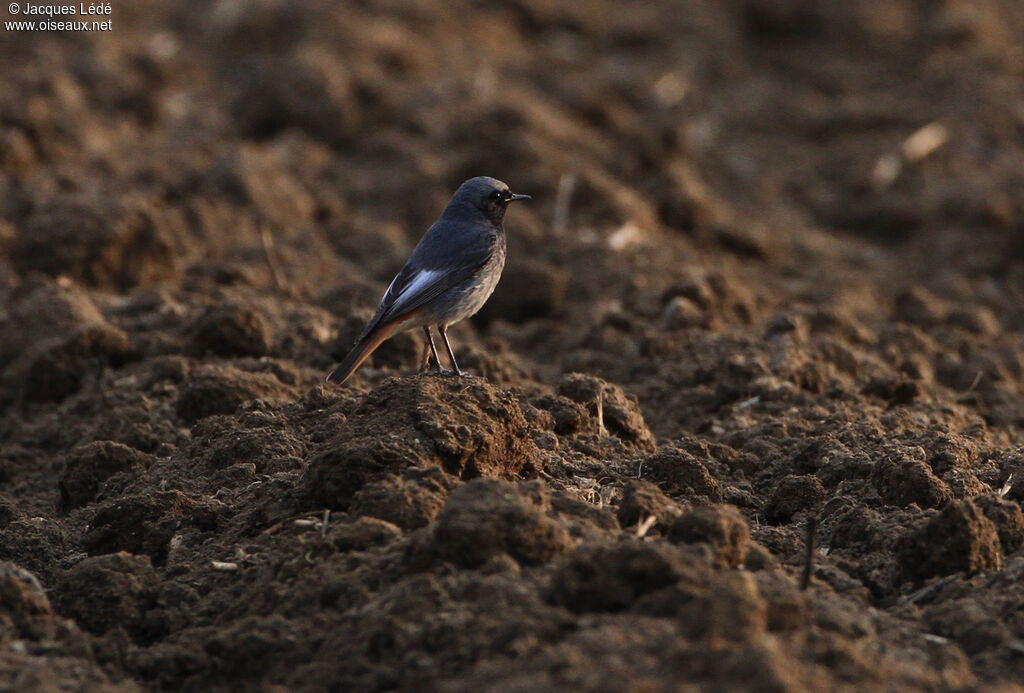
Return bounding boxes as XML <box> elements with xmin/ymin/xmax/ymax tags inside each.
<box><xmin>964</xmin><ymin>370</ymin><xmax>984</xmax><ymax>394</ymax></box>
<box><xmin>260</xmin><ymin>224</ymin><xmax>291</xmax><ymax>294</ymax></box>
<box><xmin>800</xmin><ymin>516</ymin><xmax>818</xmax><ymax>591</ymax></box>
<box><xmin>635</xmin><ymin>515</ymin><xmax>657</xmax><ymax>538</ymax></box>
<box><xmin>552</xmin><ymin>171</ymin><xmax>578</xmax><ymax>236</ymax></box>
<box><xmin>899</xmin><ymin>573</ymin><xmax>964</xmax><ymax>606</ymax></box>
<box><xmin>999</xmin><ymin>474</ymin><xmax>1014</xmax><ymax>498</ymax></box>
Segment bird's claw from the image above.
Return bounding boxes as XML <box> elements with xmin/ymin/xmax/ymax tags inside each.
<box><xmin>418</xmin><ymin>368</ymin><xmax>467</xmax><ymax>378</ymax></box>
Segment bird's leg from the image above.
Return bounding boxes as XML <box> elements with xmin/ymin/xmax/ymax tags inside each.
<box><xmin>417</xmin><ymin>328</ymin><xmax>431</xmax><ymax>373</ymax></box>
<box><xmin>419</xmin><ymin>326</ymin><xmax>442</xmax><ymax>374</ymax></box>
<box><xmin>438</xmin><ymin>325</ymin><xmax>463</xmax><ymax>376</ymax></box>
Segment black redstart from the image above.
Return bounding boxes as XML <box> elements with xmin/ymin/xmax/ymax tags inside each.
<box><xmin>327</xmin><ymin>176</ymin><xmax>530</xmax><ymax>384</ymax></box>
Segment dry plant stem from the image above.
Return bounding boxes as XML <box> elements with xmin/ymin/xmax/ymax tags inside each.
<box><xmin>552</xmin><ymin>171</ymin><xmax>578</xmax><ymax>236</ymax></box>
<box><xmin>635</xmin><ymin>515</ymin><xmax>657</xmax><ymax>538</ymax></box>
<box><xmin>901</xmin><ymin>573</ymin><xmax>964</xmax><ymax>606</ymax></box>
<box><xmin>801</xmin><ymin>516</ymin><xmax>818</xmax><ymax>591</ymax></box>
<box><xmin>260</xmin><ymin>225</ymin><xmax>291</xmax><ymax>294</ymax></box>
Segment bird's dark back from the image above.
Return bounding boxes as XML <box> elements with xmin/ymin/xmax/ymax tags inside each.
<box><xmin>409</xmin><ymin>214</ymin><xmax>502</xmax><ymax>272</ymax></box>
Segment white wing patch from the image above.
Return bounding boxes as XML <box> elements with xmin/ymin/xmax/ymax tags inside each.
<box><xmin>382</xmin><ymin>274</ymin><xmax>399</xmax><ymax>300</ymax></box>
<box><xmin>388</xmin><ymin>268</ymin><xmax>442</xmax><ymax>315</ymax></box>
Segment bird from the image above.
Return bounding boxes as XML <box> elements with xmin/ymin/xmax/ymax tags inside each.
<box><xmin>327</xmin><ymin>176</ymin><xmax>531</xmax><ymax>385</ymax></box>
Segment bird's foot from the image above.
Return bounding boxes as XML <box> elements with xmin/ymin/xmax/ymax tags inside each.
<box><xmin>419</xmin><ymin>368</ymin><xmax>468</xmax><ymax>378</ymax></box>
<box><xmin>419</xmin><ymin>368</ymin><xmax>455</xmax><ymax>377</ymax></box>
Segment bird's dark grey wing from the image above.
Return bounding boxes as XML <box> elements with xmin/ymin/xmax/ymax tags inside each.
<box><xmin>367</xmin><ymin>222</ymin><xmax>498</xmax><ymax>328</ymax></box>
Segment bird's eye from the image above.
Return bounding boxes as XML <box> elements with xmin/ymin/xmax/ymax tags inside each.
<box><xmin>491</xmin><ymin>190</ymin><xmax>502</xmax><ymax>200</ymax></box>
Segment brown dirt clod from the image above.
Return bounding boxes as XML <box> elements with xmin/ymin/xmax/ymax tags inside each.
<box><xmin>639</xmin><ymin>446</ymin><xmax>723</xmax><ymax>501</ymax></box>
<box><xmin>59</xmin><ymin>441</ymin><xmax>156</xmax><ymax>512</ymax></box>
<box><xmin>552</xmin><ymin>539</ymin><xmax>709</xmax><ymax>614</ymax></box>
<box><xmin>873</xmin><ymin>453</ymin><xmax>953</xmax><ymax>509</ymax></box>
<box><xmin>175</xmin><ymin>365</ymin><xmax>297</xmax><ymax>424</ymax></box>
<box><xmin>616</xmin><ymin>479</ymin><xmax>682</xmax><ymax>531</ymax></box>
<box><xmin>304</xmin><ymin>377</ymin><xmax>540</xmax><ymax>509</ymax></box>
<box><xmin>558</xmin><ymin>373</ymin><xmax>656</xmax><ymax>450</ymax></box>
<box><xmin>668</xmin><ymin>504</ymin><xmax>750</xmax><ymax>569</ymax></box>
<box><xmin>763</xmin><ymin>474</ymin><xmax>826</xmax><ymax>525</ymax></box>
<box><xmin>898</xmin><ymin>500</ymin><xmax>1004</xmax><ymax>582</ymax></box>
<box><xmin>410</xmin><ymin>479</ymin><xmax>573</xmax><ymax>569</ymax></box>
<box><xmin>82</xmin><ymin>491</ymin><xmax>225</xmax><ymax>565</ymax></box>
<box><xmin>54</xmin><ymin>552</ymin><xmax>161</xmax><ymax>638</ymax></box>
<box><xmin>189</xmin><ymin>301</ymin><xmax>275</xmax><ymax>358</ymax></box>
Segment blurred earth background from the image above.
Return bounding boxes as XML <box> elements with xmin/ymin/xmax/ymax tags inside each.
<box><xmin>3</xmin><ymin>0</ymin><xmax>1024</xmax><ymax>691</ymax></box>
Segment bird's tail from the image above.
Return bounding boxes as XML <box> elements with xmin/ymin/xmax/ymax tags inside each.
<box><xmin>326</xmin><ymin>322</ymin><xmax>398</xmax><ymax>385</ymax></box>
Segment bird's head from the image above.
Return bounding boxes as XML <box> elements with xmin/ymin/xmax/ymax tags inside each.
<box><xmin>445</xmin><ymin>176</ymin><xmax>531</xmax><ymax>226</ymax></box>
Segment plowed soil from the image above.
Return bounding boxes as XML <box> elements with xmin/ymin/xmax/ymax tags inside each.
<box><xmin>4</xmin><ymin>1</ymin><xmax>1024</xmax><ymax>691</ymax></box>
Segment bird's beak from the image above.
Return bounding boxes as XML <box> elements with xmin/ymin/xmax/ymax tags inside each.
<box><xmin>508</xmin><ymin>193</ymin><xmax>531</xmax><ymax>202</ymax></box>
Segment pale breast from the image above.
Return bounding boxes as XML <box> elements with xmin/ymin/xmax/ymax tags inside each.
<box><xmin>438</xmin><ymin>241</ymin><xmax>506</xmax><ymax>326</ymax></box>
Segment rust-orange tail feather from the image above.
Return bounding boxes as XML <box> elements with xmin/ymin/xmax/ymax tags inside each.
<box><xmin>326</xmin><ymin>322</ymin><xmax>398</xmax><ymax>385</ymax></box>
